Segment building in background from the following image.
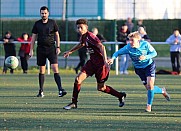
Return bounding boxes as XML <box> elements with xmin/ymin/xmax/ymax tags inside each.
<box><xmin>1</xmin><ymin>0</ymin><xmax>181</xmax><ymax>20</ymax></box>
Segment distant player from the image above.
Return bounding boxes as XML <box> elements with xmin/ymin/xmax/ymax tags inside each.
<box><xmin>108</xmin><ymin>31</ymin><xmax>170</xmax><ymax>112</ymax></box>
<box><xmin>63</xmin><ymin>18</ymin><xmax>126</xmax><ymax>110</ymax></box>
<box><xmin>29</xmin><ymin>6</ymin><xmax>67</xmax><ymax>97</ymax></box>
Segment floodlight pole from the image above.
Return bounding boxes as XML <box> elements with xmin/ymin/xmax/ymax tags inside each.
<box><xmin>62</xmin><ymin>0</ymin><xmax>66</xmax><ymax>20</ymax></box>
<box><xmin>63</xmin><ymin>0</ymin><xmax>69</xmax><ymax>68</ymax></box>
<box><xmin>133</xmin><ymin>0</ymin><xmax>136</xmax><ymax>31</ymax></box>
<box><xmin>133</xmin><ymin>0</ymin><xmax>136</xmax><ymax>20</ymax></box>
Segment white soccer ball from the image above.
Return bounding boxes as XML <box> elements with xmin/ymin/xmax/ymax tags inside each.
<box><xmin>5</xmin><ymin>56</ymin><xmax>19</xmax><ymax>69</ymax></box>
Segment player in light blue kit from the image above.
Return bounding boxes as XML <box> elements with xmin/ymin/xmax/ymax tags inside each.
<box><xmin>108</xmin><ymin>31</ymin><xmax>170</xmax><ymax>112</ymax></box>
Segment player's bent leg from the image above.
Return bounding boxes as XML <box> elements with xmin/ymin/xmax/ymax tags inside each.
<box><xmin>162</xmin><ymin>87</ymin><xmax>171</xmax><ymax>101</ymax></box>
<box><xmin>76</xmin><ymin>71</ymin><xmax>88</xmax><ymax>84</ymax></box>
<box><xmin>153</xmin><ymin>86</ymin><xmax>170</xmax><ymax>101</ymax></box>
<box><xmin>63</xmin><ymin>72</ymin><xmax>87</xmax><ymax>110</ymax></box>
<box><xmin>97</xmin><ymin>82</ymin><xmax>106</xmax><ymax>91</ymax></box>
<box><xmin>97</xmin><ymin>83</ymin><xmax>126</xmax><ymax>107</ymax></box>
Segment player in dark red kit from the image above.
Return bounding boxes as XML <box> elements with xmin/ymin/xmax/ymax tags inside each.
<box><xmin>63</xmin><ymin>19</ymin><xmax>126</xmax><ymax>110</ymax></box>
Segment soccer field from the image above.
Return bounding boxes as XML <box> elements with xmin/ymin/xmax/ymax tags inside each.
<box><xmin>0</xmin><ymin>72</ymin><xmax>181</xmax><ymax>131</ymax></box>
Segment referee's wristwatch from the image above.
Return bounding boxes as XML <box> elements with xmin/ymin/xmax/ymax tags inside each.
<box><xmin>57</xmin><ymin>47</ymin><xmax>60</xmax><ymax>48</ymax></box>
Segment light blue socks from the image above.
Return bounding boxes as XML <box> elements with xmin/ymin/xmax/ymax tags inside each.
<box><xmin>147</xmin><ymin>90</ymin><xmax>154</xmax><ymax>105</ymax></box>
<box><xmin>147</xmin><ymin>86</ymin><xmax>163</xmax><ymax>105</ymax></box>
<box><xmin>154</xmin><ymin>86</ymin><xmax>162</xmax><ymax>94</ymax></box>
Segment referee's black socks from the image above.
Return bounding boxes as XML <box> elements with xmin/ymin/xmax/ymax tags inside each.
<box><xmin>39</xmin><ymin>73</ymin><xmax>45</xmax><ymax>92</ymax></box>
<box><xmin>54</xmin><ymin>73</ymin><xmax>62</xmax><ymax>90</ymax></box>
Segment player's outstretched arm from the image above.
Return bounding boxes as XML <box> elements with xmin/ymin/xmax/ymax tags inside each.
<box><xmin>107</xmin><ymin>58</ymin><xmax>114</xmax><ymax>65</ymax></box>
<box><xmin>63</xmin><ymin>51</ymin><xmax>72</xmax><ymax>58</ymax></box>
<box><xmin>63</xmin><ymin>43</ymin><xmax>84</xmax><ymax>58</ymax></box>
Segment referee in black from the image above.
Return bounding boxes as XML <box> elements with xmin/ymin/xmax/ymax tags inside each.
<box><xmin>29</xmin><ymin>6</ymin><xmax>66</xmax><ymax>97</ymax></box>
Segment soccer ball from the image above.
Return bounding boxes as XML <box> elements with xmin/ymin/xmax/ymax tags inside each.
<box><xmin>5</xmin><ymin>56</ymin><xmax>19</xmax><ymax>69</ymax></box>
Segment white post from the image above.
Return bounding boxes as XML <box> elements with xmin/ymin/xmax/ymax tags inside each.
<box><xmin>115</xmin><ymin>43</ymin><xmax>119</xmax><ymax>75</ymax></box>
<box><xmin>62</xmin><ymin>0</ymin><xmax>66</xmax><ymax>20</ymax></box>
<box><xmin>46</xmin><ymin>59</ymin><xmax>50</xmax><ymax>75</ymax></box>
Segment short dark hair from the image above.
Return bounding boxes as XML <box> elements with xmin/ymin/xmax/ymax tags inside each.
<box><xmin>40</xmin><ymin>6</ymin><xmax>49</xmax><ymax>12</ymax></box>
<box><xmin>173</xmin><ymin>28</ymin><xmax>180</xmax><ymax>32</ymax></box>
<box><xmin>5</xmin><ymin>31</ymin><xmax>11</xmax><ymax>35</ymax></box>
<box><xmin>121</xmin><ymin>23</ymin><xmax>127</xmax><ymax>27</ymax></box>
<box><xmin>76</xmin><ymin>19</ymin><xmax>88</xmax><ymax>25</ymax></box>
<box><xmin>21</xmin><ymin>33</ymin><xmax>29</xmax><ymax>39</ymax></box>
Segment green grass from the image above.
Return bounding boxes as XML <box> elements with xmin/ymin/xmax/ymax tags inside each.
<box><xmin>152</xmin><ymin>44</ymin><xmax>170</xmax><ymax>57</ymax></box>
<box><xmin>0</xmin><ymin>71</ymin><xmax>181</xmax><ymax>130</ymax></box>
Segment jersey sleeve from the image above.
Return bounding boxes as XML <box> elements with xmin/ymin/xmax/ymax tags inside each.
<box><xmin>32</xmin><ymin>22</ymin><xmax>38</xmax><ymax>34</ymax></box>
<box><xmin>145</xmin><ymin>42</ymin><xmax>157</xmax><ymax>59</ymax></box>
<box><xmin>112</xmin><ymin>45</ymin><xmax>129</xmax><ymax>59</ymax></box>
<box><xmin>53</xmin><ymin>20</ymin><xmax>59</xmax><ymax>32</ymax></box>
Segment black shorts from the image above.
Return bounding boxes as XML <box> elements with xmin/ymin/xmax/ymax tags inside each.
<box><xmin>36</xmin><ymin>46</ymin><xmax>58</xmax><ymax>66</ymax></box>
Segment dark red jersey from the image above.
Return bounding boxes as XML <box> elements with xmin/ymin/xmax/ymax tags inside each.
<box><xmin>80</xmin><ymin>31</ymin><xmax>104</xmax><ymax>66</ymax></box>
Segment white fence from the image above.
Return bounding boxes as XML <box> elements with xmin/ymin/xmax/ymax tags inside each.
<box><xmin>60</xmin><ymin>41</ymin><xmax>167</xmax><ymax>75</ymax></box>
<box><xmin>0</xmin><ymin>41</ymin><xmax>168</xmax><ymax>75</ymax></box>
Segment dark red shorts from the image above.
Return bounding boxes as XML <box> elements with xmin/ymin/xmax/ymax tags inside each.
<box><xmin>81</xmin><ymin>60</ymin><xmax>109</xmax><ymax>83</ymax></box>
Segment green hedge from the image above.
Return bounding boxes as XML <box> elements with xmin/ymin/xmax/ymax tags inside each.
<box><xmin>0</xmin><ymin>19</ymin><xmax>180</xmax><ymax>57</ymax></box>
<box><xmin>1</xmin><ymin>19</ymin><xmax>180</xmax><ymax>41</ymax></box>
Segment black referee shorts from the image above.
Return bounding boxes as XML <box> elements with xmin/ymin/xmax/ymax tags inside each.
<box><xmin>36</xmin><ymin>46</ymin><xmax>58</xmax><ymax>66</ymax></box>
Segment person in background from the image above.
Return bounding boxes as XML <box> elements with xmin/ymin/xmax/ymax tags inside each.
<box><xmin>166</xmin><ymin>29</ymin><xmax>181</xmax><ymax>74</ymax></box>
<box><xmin>125</xmin><ymin>17</ymin><xmax>134</xmax><ymax>32</ymax></box>
<box><xmin>1</xmin><ymin>31</ymin><xmax>16</xmax><ymax>74</ymax></box>
<box><xmin>137</xmin><ymin>19</ymin><xmax>146</xmax><ymax>30</ymax></box>
<box><xmin>138</xmin><ymin>27</ymin><xmax>151</xmax><ymax>42</ymax></box>
<box><xmin>29</xmin><ymin>6</ymin><xmax>67</xmax><ymax>97</ymax></box>
<box><xmin>17</xmin><ymin>33</ymin><xmax>32</xmax><ymax>74</ymax></box>
<box><xmin>92</xmin><ymin>27</ymin><xmax>107</xmax><ymax>42</ymax></box>
<box><xmin>74</xmin><ymin>33</ymin><xmax>88</xmax><ymax>74</ymax></box>
<box><xmin>117</xmin><ymin>24</ymin><xmax>130</xmax><ymax>74</ymax></box>
<box><xmin>108</xmin><ymin>31</ymin><xmax>171</xmax><ymax>112</ymax></box>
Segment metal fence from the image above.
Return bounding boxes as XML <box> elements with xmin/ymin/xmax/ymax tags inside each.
<box><xmin>0</xmin><ymin>41</ymin><xmax>169</xmax><ymax>75</ymax></box>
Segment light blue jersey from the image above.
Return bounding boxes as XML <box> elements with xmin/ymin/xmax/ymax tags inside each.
<box><xmin>112</xmin><ymin>40</ymin><xmax>157</xmax><ymax>68</ymax></box>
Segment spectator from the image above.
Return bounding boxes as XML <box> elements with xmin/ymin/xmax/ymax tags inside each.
<box><xmin>17</xmin><ymin>33</ymin><xmax>32</xmax><ymax>74</ymax></box>
<box><xmin>117</xmin><ymin>24</ymin><xmax>130</xmax><ymax>74</ymax></box>
<box><xmin>1</xmin><ymin>31</ymin><xmax>16</xmax><ymax>74</ymax></box>
<box><xmin>166</xmin><ymin>29</ymin><xmax>181</xmax><ymax>74</ymax></box>
<box><xmin>138</xmin><ymin>27</ymin><xmax>151</xmax><ymax>42</ymax></box>
<box><xmin>74</xmin><ymin>33</ymin><xmax>88</xmax><ymax>74</ymax></box>
<box><xmin>92</xmin><ymin>27</ymin><xmax>107</xmax><ymax>42</ymax></box>
<box><xmin>125</xmin><ymin>17</ymin><xmax>134</xmax><ymax>32</ymax></box>
<box><xmin>137</xmin><ymin>19</ymin><xmax>146</xmax><ymax>30</ymax></box>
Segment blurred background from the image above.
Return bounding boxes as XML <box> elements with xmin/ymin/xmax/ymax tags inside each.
<box><xmin>0</xmin><ymin>0</ymin><xmax>181</xmax><ymax>69</ymax></box>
